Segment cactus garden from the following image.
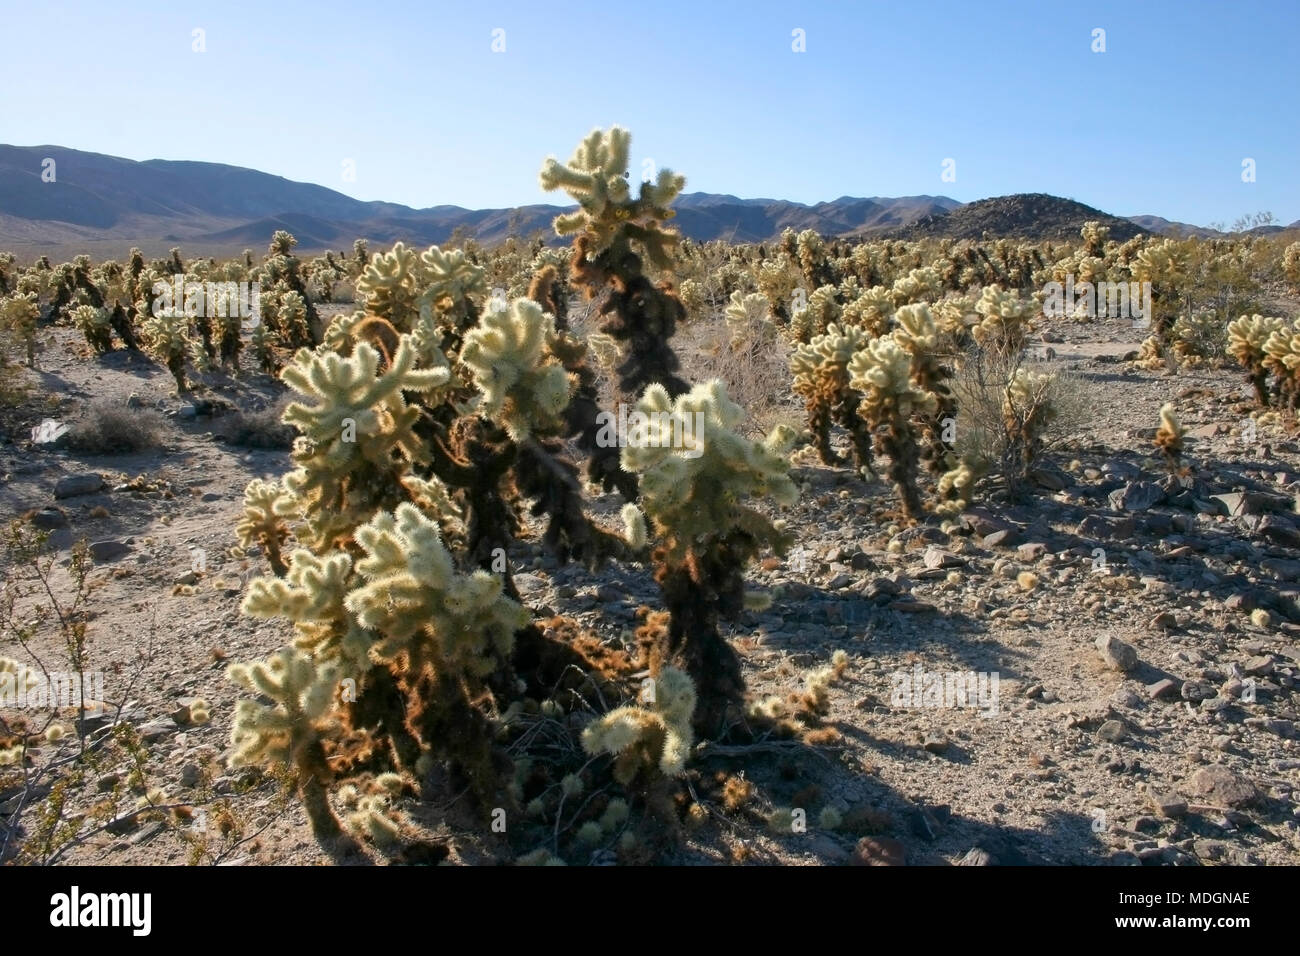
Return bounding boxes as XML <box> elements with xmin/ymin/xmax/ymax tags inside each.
<box><xmin>4</xmin><ymin>128</ymin><xmax>1300</xmax><ymax>869</ymax></box>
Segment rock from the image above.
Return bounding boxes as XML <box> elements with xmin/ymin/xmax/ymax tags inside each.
<box><xmin>30</xmin><ymin>507</ymin><xmax>68</xmax><ymax>530</ymax></box>
<box><xmin>1096</xmin><ymin>634</ymin><xmax>1138</xmax><ymax>672</ymax></box>
<box><xmin>88</xmin><ymin>540</ymin><xmax>131</xmax><ymax>562</ymax></box>
<box><xmin>179</xmin><ymin>763</ymin><xmax>203</xmax><ymax>788</ymax></box>
<box><xmin>1213</xmin><ymin>491</ymin><xmax>1289</xmax><ymax>517</ymax></box>
<box><xmin>1029</xmin><ymin>464</ymin><xmax>1070</xmax><ymax>491</ymax></box>
<box><xmin>137</xmin><ymin>719</ymin><xmax>178</xmax><ymax>742</ymax></box>
<box><xmin>54</xmin><ymin>474</ymin><xmax>105</xmax><ymax>499</ymax></box>
<box><xmin>981</xmin><ymin>529</ymin><xmax>1020</xmax><ymax>548</ymax></box>
<box><xmin>1180</xmin><ymin>681</ymin><xmax>1214</xmax><ymax>702</ymax></box>
<box><xmin>922</xmin><ymin>548</ymin><xmax>963</xmax><ymax>570</ymax></box>
<box><xmin>177</xmin><ymin>404</ymin><xmax>198</xmax><ymax>420</ymax></box>
<box><xmin>1258</xmin><ymin>515</ymin><xmax>1300</xmax><ymax>548</ymax></box>
<box><xmin>32</xmin><ymin>419</ymin><xmax>71</xmax><ymax>449</ymax></box>
<box><xmin>96</xmin><ymin>772</ymin><xmax>121</xmax><ymax>792</ymax></box>
<box><xmin>1017</xmin><ymin>542</ymin><xmax>1047</xmax><ymax>561</ymax></box>
<box><xmin>174</xmin><ymin>570</ymin><xmax>199</xmax><ymax>586</ymax></box>
<box><xmin>1097</xmin><ymin>720</ymin><xmax>1127</xmax><ymax>742</ymax></box>
<box><xmin>126</xmin><ymin>394</ymin><xmax>144</xmax><ymax>409</ymax></box>
<box><xmin>1188</xmin><ymin>765</ymin><xmax>1260</xmax><ymax>808</ymax></box>
<box><xmin>889</xmin><ymin>599</ymin><xmax>936</xmax><ymax>614</ymax></box>
<box><xmin>1147</xmin><ymin>678</ymin><xmax>1179</xmax><ymax>700</ymax></box>
<box><xmin>1243</xmin><ymin>655</ymin><xmax>1274</xmax><ymax>677</ymax></box>
<box><xmin>922</xmin><ymin>733</ymin><xmax>949</xmax><ymax>754</ymax></box>
<box><xmin>1109</xmin><ymin>482</ymin><xmax>1166</xmax><ymax>512</ymax></box>
<box><xmin>1150</xmin><ymin>611</ymin><xmax>1177</xmax><ymax>630</ymax></box>
<box><xmin>826</xmin><ymin>573</ymin><xmax>855</xmax><ymax>590</ymax></box>
<box><xmin>1150</xmin><ymin>792</ymin><xmax>1188</xmax><ymax>818</ymax></box>
<box><xmin>956</xmin><ymin>847</ymin><xmax>994</xmax><ymax>866</ymax></box>
<box><xmin>1077</xmin><ymin>514</ymin><xmax>1135</xmax><ymax>540</ymax></box>
<box><xmin>1224</xmin><ymin>592</ymin><xmax>1261</xmax><ymax>612</ymax></box>
<box><xmin>852</xmin><ymin>836</ymin><xmax>906</xmax><ymax>866</ymax></box>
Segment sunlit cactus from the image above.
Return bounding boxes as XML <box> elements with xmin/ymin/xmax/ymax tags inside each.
<box><xmin>1228</xmin><ymin>314</ymin><xmax>1286</xmax><ymax>406</ymax></box>
<box><xmin>581</xmin><ymin>667</ymin><xmax>696</xmax><ymax>783</ymax></box>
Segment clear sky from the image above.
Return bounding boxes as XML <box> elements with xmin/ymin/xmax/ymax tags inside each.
<box><xmin>2</xmin><ymin>0</ymin><xmax>1296</xmax><ymax>226</ymax></box>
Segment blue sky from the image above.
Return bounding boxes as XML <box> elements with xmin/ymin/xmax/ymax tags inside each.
<box><xmin>2</xmin><ymin>0</ymin><xmax>1296</xmax><ymax>226</ymax></box>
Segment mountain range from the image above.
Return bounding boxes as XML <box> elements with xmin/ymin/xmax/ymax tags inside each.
<box><xmin>1</xmin><ymin>144</ymin><xmax>1295</xmax><ymax>259</ymax></box>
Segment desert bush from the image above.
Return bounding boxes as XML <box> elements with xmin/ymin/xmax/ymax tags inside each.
<box><xmin>214</xmin><ymin>397</ymin><xmax>297</xmax><ymax>449</ymax></box>
<box><xmin>66</xmin><ymin>400</ymin><xmax>166</xmax><ymax>455</ymax></box>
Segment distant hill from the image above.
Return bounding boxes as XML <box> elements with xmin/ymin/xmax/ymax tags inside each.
<box><xmin>900</xmin><ymin>194</ymin><xmax>1147</xmax><ymax>242</ymax></box>
<box><xmin>1126</xmin><ymin>215</ymin><xmax>1222</xmax><ymax>239</ymax></box>
<box><xmin>4</xmin><ymin>144</ymin><xmax>1249</xmax><ymax>255</ymax></box>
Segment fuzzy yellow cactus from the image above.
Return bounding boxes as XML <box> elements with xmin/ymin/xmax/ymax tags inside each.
<box><xmin>790</xmin><ymin>322</ymin><xmax>876</xmax><ymax>469</ymax></box>
<box><xmin>343</xmin><ymin>503</ymin><xmax>530</xmax><ymax>674</ymax></box>
<box><xmin>141</xmin><ymin>305</ymin><xmax>191</xmax><ymax>392</ymax></box>
<box><xmin>539</xmin><ymin>126</ymin><xmax>684</xmax><ymax>269</ymax></box>
<box><xmin>581</xmin><ymin>667</ymin><xmax>696</xmax><ymax>783</ymax></box>
<box><xmin>848</xmin><ymin>336</ymin><xmax>938</xmax><ymax>519</ymax></box>
<box><xmin>357</xmin><ymin>242</ymin><xmax>424</xmax><ymax>327</ymax></box>
<box><xmin>236</xmin><ymin>478</ymin><xmax>295</xmax><ymax>576</ymax></box>
<box><xmin>227</xmin><ymin>646</ymin><xmax>340</xmax><ymax>837</ymax></box>
<box><xmin>70</xmin><ymin>304</ymin><xmax>113</xmax><ymax>354</ymax></box>
<box><xmin>1227</xmin><ymin>314</ymin><xmax>1286</xmax><ymax>406</ymax></box>
<box><xmin>971</xmin><ymin>284</ymin><xmax>1034</xmax><ymax>355</ymax></box>
<box><xmin>790</xmin><ymin>284</ymin><xmax>841</xmax><ymax>343</ymax></box>
<box><xmin>1262</xmin><ymin>318</ymin><xmax>1300</xmax><ymax>410</ymax></box>
<box><xmin>890</xmin><ymin>266</ymin><xmax>942</xmax><ymax>307</ymax></box>
<box><xmin>724</xmin><ymin>291</ymin><xmax>776</xmax><ymax>344</ymax></box>
<box><xmin>1002</xmin><ymin>367</ymin><xmax>1057</xmax><ymax>469</ymax></box>
<box><xmin>841</xmin><ymin>285</ymin><xmax>896</xmax><ymax>336</ymax></box>
<box><xmin>460</xmin><ymin>298</ymin><xmax>572</xmax><ymax>441</ymax></box>
<box><xmin>278</xmin><ymin>336</ymin><xmax>448</xmax><ymax>545</ymax></box>
<box><xmin>1154</xmin><ymin>402</ymin><xmax>1185</xmax><ymax>472</ymax></box>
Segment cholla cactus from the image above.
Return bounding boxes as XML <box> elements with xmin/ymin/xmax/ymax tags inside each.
<box><xmin>141</xmin><ymin>306</ymin><xmax>191</xmax><ymax>392</ymax></box>
<box><xmin>227</xmin><ymin>647</ymin><xmax>341</xmax><ymax>838</ymax></box>
<box><xmin>790</xmin><ymin>322</ymin><xmax>876</xmax><ymax>470</ymax></box>
<box><xmin>724</xmin><ymin>291</ymin><xmax>775</xmax><ymax>344</ymax></box>
<box><xmin>890</xmin><ymin>267</ymin><xmax>942</xmax><ymax>307</ymax></box>
<box><xmin>236</xmin><ymin>478</ymin><xmax>294</xmax><ymax>576</ymax></box>
<box><xmin>841</xmin><ymin>285</ymin><xmax>896</xmax><ymax>336</ymax></box>
<box><xmin>539</xmin><ymin>127</ymin><xmax>690</xmax><ymax>496</ymax></box>
<box><xmin>1262</xmin><ymin>318</ymin><xmax>1300</xmax><ymax>410</ymax></box>
<box><xmin>279</xmin><ymin>337</ymin><xmax>449</xmax><ymax>549</ymax></box>
<box><xmin>1228</xmin><ymin>314</ymin><xmax>1286</xmax><ymax>406</ymax></box>
<box><xmin>1130</xmin><ymin>238</ymin><xmax>1187</xmax><ymax>339</ymax></box>
<box><xmin>622</xmin><ymin>381</ymin><xmax>797</xmax><ymax>735</ymax></box>
<box><xmin>756</xmin><ymin>258</ymin><xmax>800</xmax><ymax>323</ymax></box>
<box><xmin>790</xmin><ymin>284</ymin><xmax>841</xmax><ymax>343</ymax></box>
<box><xmin>0</xmin><ymin>292</ymin><xmax>40</xmax><ymax>367</ymax></box>
<box><xmin>1153</xmin><ymin>402</ymin><xmax>1185</xmax><ymax>473</ymax></box>
<box><xmin>1171</xmin><ymin>312</ymin><xmax>1227</xmax><ymax>364</ymax></box>
<box><xmin>460</xmin><ymin>299</ymin><xmax>572</xmax><ymax>441</ymax></box>
<box><xmin>278</xmin><ymin>291</ymin><xmax>312</xmax><ymax>350</ymax></box>
<box><xmin>70</xmin><ymin>304</ymin><xmax>113</xmax><ymax>354</ymax></box>
<box><xmin>1283</xmin><ymin>242</ymin><xmax>1300</xmax><ymax>293</ymax></box>
<box><xmin>971</xmin><ymin>284</ymin><xmax>1034</xmax><ymax>356</ymax></box>
<box><xmin>848</xmin><ymin>337</ymin><xmax>938</xmax><ymax>520</ymax></box>
<box><xmin>581</xmin><ymin>668</ymin><xmax>696</xmax><ymax>784</ymax></box>
<box><xmin>1002</xmin><ymin>367</ymin><xmax>1057</xmax><ymax>470</ymax></box>
<box><xmin>891</xmin><ymin>303</ymin><xmax>958</xmax><ymax>479</ymax></box>
<box><xmin>540</xmin><ymin>126</ymin><xmax>684</xmax><ymax>268</ymax></box>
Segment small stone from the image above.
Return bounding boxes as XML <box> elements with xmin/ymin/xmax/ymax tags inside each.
<box><xmin>137</xmin><ymin>719</ymin><xmax>178</xmax><ymax>742</ymax></box>
<box><xmin>174</xmin><ymin>570</ymin><xmax>198</xmax><ymax>586</ymax></box>
<box><xmin>1097</xmin><ymin>720</ymin><xmax>1126</xmax><ymax>743</ymax></box>
<box><xmin>1180</xmin><ymin>680</ymin><xmax>1213</xmax><ymax>702</ymax></box>
<box><xmin>922</xmin><ymin>733</ymin><xmax>949</xmax><ymax>754</ymax></box>
<box><xmin>1147</xmin><ymin>678</ymin><xmax>1178</xmax><ymax>700</ymax></box>
<box><xmin>1243</xmin><ymin>655</ymin><xmax>1274</xmax><ymax>677</ymax></box>
<box><xmin>826</xmin><ymin>573</ymin><xmax>855</xmax><ymax>590</ymax></box>
<box><xmin>1110</xmin><ymin>482</ymin><xmax>1166</xmax><ymax>512</ymax></box>
<box><xmin>1017</xmin><ymin>542</ymin><xmax>1047</xmax><ymax>561</ymax></box>
<box><xmin>852</xmin><ymin>836</ymin><xmax>906</xmax><ymax>866</ymax></box>
<box><xmin>54</xmin><ymin>474</ymin><xmax>105</xmax><ymax>499</ymax></box>
<box><xmin>96</xmin><ymin>772</ymin><xmax>121</xmax><ymax>792</ymax></box>
<box><xmin>1188</xmin><ymin>765</ymin><xmax>1260</xmax><ymax>809</ymax></box>
<box><xmin>88</xmin><ymin>540</ymin><xmax>131</xmax><ymax>562</ymax></box>
<box><xmin>1150</xmin><ymin>611</ymin><xmax>1177</xmax><ymax>630</ymax></box>
<box><xmin>1150</xmin><ymin>792</ymin><xmax>1188</xmax><ymax>818</ymax></box>
<box><xmin>177</xmin><ymin>404</ymin><xmax>198</xmax><ymax>420</ymax></box>
<box><xmin>30</xmin><ymin>507</ymin><xmax>68</xmax><ymax>530</ymax></box>
<box><xmin>956</xmin><ymin>847</ymin><xmax>994</xmax><ymax>866</ymax></box>
<box><xmin>981</xmin><ymin>529</ymin><xmax>1019</xmax><ymax>548</ymax></box>
<box><xmin>923</xmin><ymin>548</ymin><xmax>963</xmax><ymax>570</ymax></box>
<box><xmin>1095</xmin><ymin>634</ymin><xmax>1138</xmax><ymax>672</ymax></box>
<box><xmin>179</xmin><ymin>763</ymin><xmax>203</xmax><ymax>788</ymax></box>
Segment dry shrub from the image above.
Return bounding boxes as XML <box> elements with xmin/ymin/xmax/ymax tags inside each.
<box><xmin>214</xmin><ymin>396</ymin><xmax>296</xmax><ymax>449</ymax></box>
<box><xmin>67</xmin><ymin>400</ymin><xmax>165</xmax><ymax>455</ymax></box>
<box><xmin>948</xmin><ymin>345</ymin><xmax>1086</xmax><ymax>497</ymax></box>
<box><xmin>676</xmin><ymin>314</ymin><xmax>794</xmax><ymax>437</ymax></box>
